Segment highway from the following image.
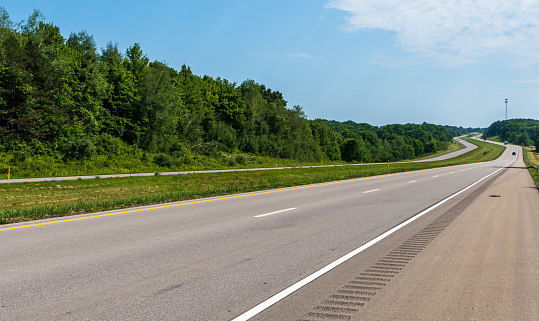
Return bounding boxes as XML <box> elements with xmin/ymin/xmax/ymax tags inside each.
<box><xmin>410</xmin><ymin>136</ymin><xmax>476</xmax><ymax>162</ymax></box>
<box><xmin>1</xmin><ymin>143</ymin><xmax>537</xmax><ymax>320</ymax></box>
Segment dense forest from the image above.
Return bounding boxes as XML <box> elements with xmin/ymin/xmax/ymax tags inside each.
<box><xmin>443</xmin><ymin>125</ymin><xmax>484</xmax><ymax>137</ymax></box>
<box><xmin>323</xmin><ymin>121</ymin><xmax>453</xmax><ymax>162</ymax></box>
<box><xmin>0</xmin><ymin>9</ymin><xmax>456</xmax><ymax>173</ymax></box>
<box><xmin>483</xmin><ymin>119</ymin><xmax>539</xmax><ymax>147</ymax></box>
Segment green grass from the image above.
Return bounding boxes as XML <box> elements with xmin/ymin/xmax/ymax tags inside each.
<box><xmin>0</xmin><ymin>151</ymin><xmax>345</xmax><ymax>179</ymax></box>
<box><xmin>0</xmin><ymin>138</ymin><xmax>505</xmax><ymax>224</ymax></box>
<box><xmin>523</xmin><ymin>147</ymin><xmax>539</xmax><ymax>185</ymax></box>
<box><xmin>484</xmin><ymin>135</ymin><xmax>503</xmax><ymax>143</ymax></box>
<box><xmin>0</xmin><ymin>139</ymin><xmax>464</xmax><ymax>180</ymax></box>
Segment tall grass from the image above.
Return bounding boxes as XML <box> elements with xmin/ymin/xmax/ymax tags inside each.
<box><xmin>0</xmin><ymin>150</ymin><xmax>343</xmax><ymax>179</ymax></box>
<box><xmin>523</xmin><ymin>147</ymin><xmax>539</xmax><ymax>184</ymax></box>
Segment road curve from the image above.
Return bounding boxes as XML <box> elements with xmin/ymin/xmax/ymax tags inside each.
<box><xmin>410</xmin><ymin>136</ymin><xmax>476</xmax><ymax>162</ymax></box>
<box><xmin>0</xmin><ymin>144</ymin><xmax>526</xmax><ymax>321</ymax></box>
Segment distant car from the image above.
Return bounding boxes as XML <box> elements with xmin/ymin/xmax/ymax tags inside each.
<box><xmin>512</xmin><ymin>152</ymin><xmax>516</xmax><ymax>155</ymax></box>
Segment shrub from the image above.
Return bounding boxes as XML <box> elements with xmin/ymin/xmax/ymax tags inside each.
<box><xmin>236</xmin><ymin>155</ymin><xmax>247</xmax><ymax>165</ymax></box>
<box><xmin>207</xmin><ymin>122</ymin><xmax>237</xmax><ymax>152</ymax></box>
<box><xmin>62</xmin><ymin>137</ymin><xmax>96</xmax><ymax>161</ymax></box>
<box><xmin>169</xmin><ymin>140</ymin><xmax>188</xmax><ymax>158</ymax></box>
<box><xmin>0</xmin><ymin>164</ymin><xmax>10</xmax><ymax>174</ymax></box>
<box><xmin>95</xmin><ymin>133</ymin><xmax>123</xmax><ymax>155</ymax></box>
<box><xmin>239</xmin><ymin>135</ymin><xmax>259</xmax><ymax>154</ymax></box>
<box><xmin>153</xmin><ymin>153</ymin><xmax>174</xmax><ymax>167</ymax></box>
<box><xmin>12</xmin><ymin>148</ymin><xmax>31</xmax><ymax>162</ymax></box>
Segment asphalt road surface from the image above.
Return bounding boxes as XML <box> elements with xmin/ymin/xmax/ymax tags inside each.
<box><xmin>2</xmin><ymin>144</ymin><xmax>536</xmax><ymax>320</ymax></box>
<box><xmin>410</xmin><ymin>136</ymin><xmax>476</xmax><ymax>162</ymax></box>
<box><xmin>250</xmin><ymin>145</ymin><xmax>539</xmax><ymax>320</ymax></box>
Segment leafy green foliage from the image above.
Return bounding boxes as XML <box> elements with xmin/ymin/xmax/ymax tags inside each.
<box><xmin>483</xmin><ymin>119</ymin><xmax>539</xmax><ymax>146</ymax></box>
<box><xmin>324</xmin><ymin>120</ymin><xmax>453</xmax><ymax>162</ymax></box>
<box><xmin>0</xmin><ymin>138</ymin><xmax>505</xmax><ymax>224</ymax></box>
<box><xmin>0</xmin><ymin>8</ymin><xmax>457</xmax><ymax>176</ymax></box>
<box><xmin>153</xmin><ymin>153</ymin><xmax>174</xmax><ymax>167</ymax></box>
<box><xmin>443</xmin><ymin>125</ymin><xmax>485</xmax><ymax>137</ymax></box>
<box><xmin>341</xmin><ymin>138</ymin><xmax>368</xmax><ymax>162</ymax></box>
<box><xmin>61</xmin><ymin>136</ymin><xmax>96</xmax><ymax>161</ymax></box>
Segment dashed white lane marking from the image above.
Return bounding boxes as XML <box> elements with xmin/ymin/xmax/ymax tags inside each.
<box><xmin>363</xmin><ymin>189</ymin><xmax>380</xmax><ymax>194</ymax></box>
<box><xmin>408</xmin><ymin>180</ymin><xmax>418</xmax><ymax>183</ymax></box>
<box><xmin>433</xmin><ymin>175</ymin><xmax>440</xmax><ymax>177</ymax></box>
<box><xmin>254</xmin><ymin>208</ymin><xmax>297</xmax><ymax>218</ymax></box>
<box><xmin>231</xmin><ymin>158</ymin><xmax>516</xmax><ymax>321</ymax></box>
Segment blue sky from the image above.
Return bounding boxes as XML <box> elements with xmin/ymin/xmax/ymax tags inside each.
<box><xmin>3</xmin><ymin>0</ymin><xmax>539</xmax><ymax>128</ymax></box>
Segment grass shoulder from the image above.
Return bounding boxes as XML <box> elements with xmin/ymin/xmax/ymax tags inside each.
<box><xmin>0</xmin><ymin>138</ymin><xmax>505</xmax><ymax>224</ymax></box>
<box><xmin>0</xmin><ymin>139</ymin><xmax>465</xmax><ymax>180</ymax></box>
<box><xmin>0</xmin><ymin>151</ymin><xmax>348</xmax><ymax>180</ymax></box>
<box><xmin>523</xmin><ymin>147</ymin><xmax>539</xmax><ymax>185</ymax></box>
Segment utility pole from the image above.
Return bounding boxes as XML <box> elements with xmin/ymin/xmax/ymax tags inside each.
<box><xmin>504</xmin><ymin>98</ymin><xmax>508</xmax><ymax>145</ymax></box>
<box><xmin>505</xmin><ymin>98</ymin><xmax>508</xmax><ymax>121</ymax></box>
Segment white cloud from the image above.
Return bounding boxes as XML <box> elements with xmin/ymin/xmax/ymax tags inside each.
<box><xmin>326</xmin><ymin>0</ymin><xmax>539</xmax><ymax>63</ymax></box>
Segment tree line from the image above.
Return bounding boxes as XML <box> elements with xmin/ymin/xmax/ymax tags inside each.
<box><xmin>483</xmin><ymin>119</ymin><xmax>539</xmax><ymax>147</ymax></box>
<box><xmin>323</xmin><ymin>121</ymin><xmax>453</xmax><ymax>162</ymax></box>
<box><xmin>443</xmin><ymin>125</ymin><xmax>484</xmax><ymax>137</ymax></box>
<box><xmin>0</xmin><ymin>9</ymin><xmax>455</xmax><ymax>167</ymax></box>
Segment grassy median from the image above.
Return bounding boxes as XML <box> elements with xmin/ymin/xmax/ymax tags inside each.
<box><xmin>0</xmin><ymin>138</ymin><xmax>504</xmax><ymax>224</ymax></box>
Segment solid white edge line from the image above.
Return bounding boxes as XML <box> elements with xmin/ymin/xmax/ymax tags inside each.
<box><xmin>231</xmin><ymin>159</ymin><xmax>515</xmax><ymax>321</ymax></box>
<box><xmin>254</xmin><ymin>208</ymin><xmax>298</xmax><ymax>218</ymax></box>
<box><xmin>363</xmin><ymin>189</ymin><xmax>380</xmax><ymax>194</ymax></box>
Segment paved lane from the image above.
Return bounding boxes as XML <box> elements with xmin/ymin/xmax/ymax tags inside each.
<box><xmin>411</xmin><ymin>136</ymin><xmax>476</xmax><ymax>162</ymax></box>
<box><xmin>0</xmin><ymin>145</ymin><xmax>518</xmax><ymax>320</ymax></box>
<box><xmin>250</xmin><ymin>146</ymin><xmax>539</xmax><ymax>321</ymax></box>
<box><xmin>350</xmin><ymin>150</ymin><xmax>539</xmax><ymax>320</ymax></box>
